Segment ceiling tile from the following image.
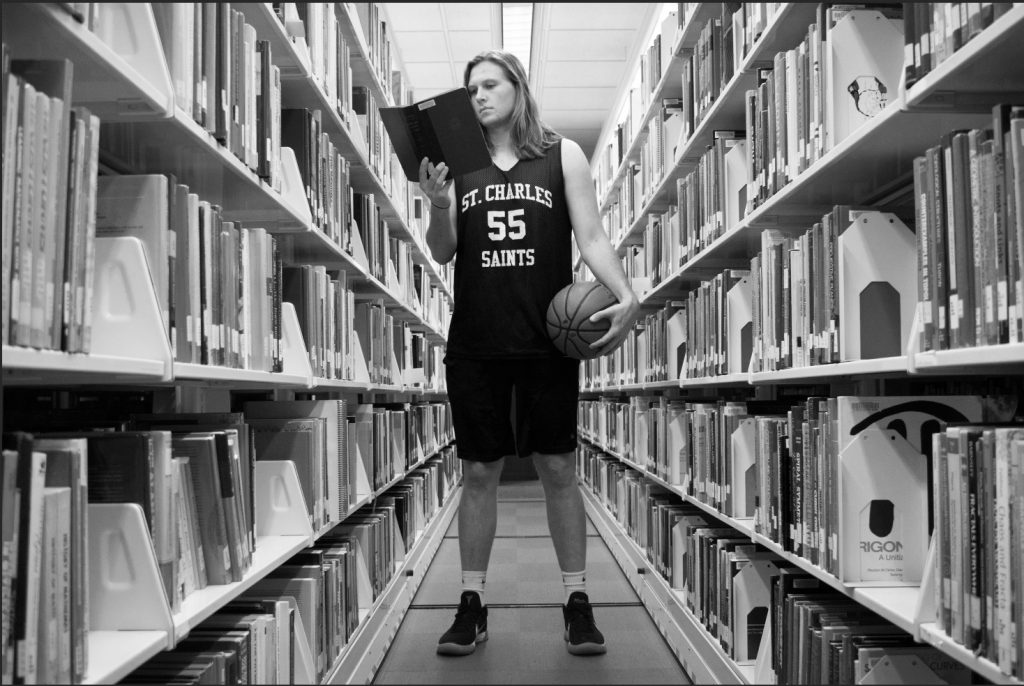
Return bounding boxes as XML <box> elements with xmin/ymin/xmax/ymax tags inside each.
<box><xmin>441</xmin><ymin>3</ymin><xmax>493</xmax><ymax>30</ymax></box>
<box><xmin>402</xmin><ymin>61</ymin><xmax>457</xmax><ymax>89</ymax></box>
<box><xmin>547</xmin><ymin>3</ymin><xmax>652</xmax><ymax>30</ymax></box>
<box><xmin>382</xmin><ymin>3</ymin><xmax>444</xmax><ymax>31</ymax></box>
<box><xmin>540</xmin><ymin>87</ymin><xmax>620</xmax><ymax>111</ymax></box>
<box><xmin>541</xmin><ymin>61</ymin><xmax>627</xmax><ymax>88</ymax></box>
<box><xmin>448</xmin><ymin>30</ymin><xmax>497</xmax><ymax>64</ymax></box>
<box><xmin>541</xmin><ymin>29</ymin><xmax>637</xmax><ymax>61</ymax></box>
<box><xmin>388</xmin><ymin>30</ymin><xmax>449</xmax><ymax>58</ymax></box>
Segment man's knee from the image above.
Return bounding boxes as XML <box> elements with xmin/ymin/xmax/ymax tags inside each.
<box><xmin>533</xmin><ymin>452</ymin><xmax>577</xmax><ymax>489</ymax></box>
<box><xmin>462</xmin><ymin>457</ymin><xmax>505</xmax><ymax>490</ymax></box>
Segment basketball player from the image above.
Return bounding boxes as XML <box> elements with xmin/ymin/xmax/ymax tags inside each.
<box><xmin>419</xmin><ymin>50</ymin><xmax>640</xmax><ymax>656</ymax></box>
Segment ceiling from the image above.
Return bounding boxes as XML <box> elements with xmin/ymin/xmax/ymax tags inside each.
<box><xmin>381</xmin><ymin>3</ymin><xmax>660</xmax><ymax>162</ymax></box>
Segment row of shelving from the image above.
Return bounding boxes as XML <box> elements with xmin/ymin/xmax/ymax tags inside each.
<box><xmin>580</xmin><ymin>436</ymin><xmax>1019</xmax><ymax>685</ymax></box>
<box><xmin>580</xmin><ymin>342</ymin><xmax>1024</xmax><ymax>396</ymax></box>
<box><xmin>1</xmin><ymin>2</ymin><xmax>452</xmax><ymax>309</ymax></box>
<box><xmin>579</xmin><ymin>478</ymin><xmax>758</xmax><ymax>685</ymax></box>
<box><xmin>596</xmin><ymin>3</ymin><xmax>1022</xmax><ymax>221</ymax></box>
<box><xmin>0</xmin><ymin>237</ymin><xmax>446</xmax><ymax>392</ymax></box>
<box><xmin>80</xmin><ymin>441</ymin><xmax>460</xmax><ymax>685</ymax></box>
<box><xmin>585</xmin><ymin>3</ymin><xmax>1023</xmax><ymax>277</ymax></box>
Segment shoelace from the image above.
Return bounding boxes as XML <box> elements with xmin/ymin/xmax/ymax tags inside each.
<box><xmin>567</xmin><ymin>604</ymin><xmax>598</xmax><ymax>635</ymax></box>
<box><xmin>450</xmin><ymin>602</ymin><xmax>480</xmax><ymax>632</ymax></box>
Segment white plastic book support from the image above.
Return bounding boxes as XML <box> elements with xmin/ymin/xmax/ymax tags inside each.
<box><xmin>88</xmin><ymin>503</ymin><xmax>176</xmax><ymax>647</ymax></box>
<box><xmin>387</xmin><ymin>340</ymin><xmax>403</xmax><ymax>388</ymax></box>
<box><xmin>753</xmin><ymin>623</ymin><xmax>776</xmax><ymax>684</ymax></box>
<box><xmin>386</xmin><ymin>258</ymin><xmax>400</xmax><ymax>295</ymax></box>
<box><xmin>85</xmin><ymin>3</ymin><xmax>174</xmax><ymax>118</ymax></box>
<box><xmin>348</xmin><ymin>220</ymin><xmax>371</xmax><ymax>273</ymax></box>
<box><xmin>837</xmin><ymin>211</ymin><xmax>917</xmax><ymax>361</ymax></box>
<box><xmin>278</xmin><ymin>146</ymin><xmax>314</xmax><ymax>229</ymax></box>
<box><xmin>913</xmin><ymin>536</ymin><xmax>939</xmax><ymax>632</ymax></box>
<box><xmin>859</xmin><ymin>654</ymin><xmax>949</xmax><ymax>684</ymax></box>
<box><xmin>91</xmin><ymin>236</ymin><xmax>175</xmax><ymax>380</ymax></box>
<box><xmin>838</xmin><ymin>427</ymin><xmax>929</xmax><ymax>586</ymax></box>
<box><xmin>905</xmin><ymin>307</ymin><xmax>924</xmax><ymax>372</ymax></box>
<box><xmin>279</xmin><ymin>301</ymin><xmax>314</xmax><ymax>384</ymax></box>
<box><xmin>349</xmin><ymin>324</ymin><xmax>372</xmax><ymax>385</ymax></box>
<box><xmin>253</xmin><ymin>461</ymin><xmax>315</xmax><ymax>541</ymax></box>
<box><xmin>726</xmin><ymin>275</ymin><xmax>754</xmax><ymax>375</ymax></box>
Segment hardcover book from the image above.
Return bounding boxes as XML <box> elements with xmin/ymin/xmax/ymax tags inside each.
<box><xmin>379</xmin><ymin>87</ymin><xmax>492</xmax><ymax>181</ymax></box>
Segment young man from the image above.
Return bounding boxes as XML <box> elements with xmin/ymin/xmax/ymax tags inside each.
<box><xmin>419</xmin><ymin>50</ymin><xmax>640</xmax><ymax>657</ymax></box>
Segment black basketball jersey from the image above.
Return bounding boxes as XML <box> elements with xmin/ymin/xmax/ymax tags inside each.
<box><xmin>445</xmin><ymin>139</ymin><xmax>573</xmax><ymax>359</ymax></box>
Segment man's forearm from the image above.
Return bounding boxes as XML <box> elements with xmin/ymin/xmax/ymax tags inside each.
<box><xmin>580</xmin><ymin>234</ymin><xmax>637</xmax><ymax>304</ymax></box>
<box><xmin>426</xmin><ymin>202</ymin><xmax>457</xmax><ymax>264</ymax></box>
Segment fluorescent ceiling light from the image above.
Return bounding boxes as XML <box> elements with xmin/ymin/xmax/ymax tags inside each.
<box><xmin>502</xmin><ymin>3</ymin><xmax>533</xmax><ymax>77</ymax></box>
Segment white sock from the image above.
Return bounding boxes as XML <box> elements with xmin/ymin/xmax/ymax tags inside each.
<box><xmin>562</xmin><ymin>570</ymin><xmax>586</xmax><ymax>603</ymax></box>
<box><xmin>462</xmin><ymin>570</ymin><xmax>486</xmax><ymax>606</ymax></box>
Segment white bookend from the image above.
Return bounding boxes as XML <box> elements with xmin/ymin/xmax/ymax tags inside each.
<box><xmin>726</xmin><ymin>275</ymin><xmax>753</xmax><ymax>375</ymax></box>
<box><xmin>253</xmin><ymin>461</ymin><xmax>315</xmax><ymax>542</ymax></box>
<box><xmin>837</xmin><ymin>210</ymin><xmax>917</xmax><ymax>361</ymax></box>
<box><xmin>859</xmin><ymin>654</ymin><xmax>951</xmax><ymax>685</ymax></box>
<box><xmin>388</xmin><ymin>336</ymin><xmax>403</xmax><ymax>387</ymax></box>
<box><xmin>349</xmin><ymin>321</ymin><xmax>372</xmax><ymax>385</ymax></box>
<box><xmin>914</xmin><ymin>535</ymin><xmax>938</xmax><ymax>631</ymax></box>
<box><xmin>723</xmin><ymin>140</ymin><xmax>749</xmax><ymax>230</ymax></box>
<box><xmin>278</xmin><ymin>146</ymin><xmax>313</xmax><ymax>229</ymax></box>
<box><xmin>348</xmin><ymin>220</ymin><xmax>371</xmax><ymax>274</ymax></box>
<box><xmin>825</xmin><ymin>9</ymin><xmax>904</xmax><ymax>151</ymax></box>
<box><xmin>279</xmin><ymin>301</ymin><xmax>313</xmax><ymax>385</ymax></box>
<box><xmin>753</xmin><ymin>622</ymin><xmax>776</xmax><ymax>684</ymax></box>
<box><xmin>730</xmin><ymin>417</ymin><xmax>757</xmax><ymax>519</ymax></box>
<box><xmin>91</xmin><ymin>236</ymin><xmax>174</xmax><ymax>380</ymax></box>
<box><xmin>87</xmin><ymin>503</ymin><xmax>175</xmax><ymax>647</ymax></box>
<box><xmin>838</xmin><ymin>427</ymin><xmax>928</xmax><ymax>586</ymax></box>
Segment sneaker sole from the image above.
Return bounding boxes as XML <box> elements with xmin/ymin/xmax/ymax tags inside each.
<box><xmin>563</xmin><ymin>630</ymin><xmax>607</xmax><ymax>655</ymax></box>
<box><xmin>437</xmin><ymin>630</ymin><xmax>488</xmax><ymax>656</ymax></box>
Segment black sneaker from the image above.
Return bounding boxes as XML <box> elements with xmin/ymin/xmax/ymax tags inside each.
<box><xmin>563</xmin><ymin>591</ymin><xmax>607</xmax><ymax>655</ymax></box>
<box><xmin>437</xmin><ymin>591</ymin><xmax>488</xmax><ymax>655</ymax></box>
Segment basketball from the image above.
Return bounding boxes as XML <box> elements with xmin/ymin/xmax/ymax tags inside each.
<box><xmin>546</xmin><ymin>281</ymin><xmax>618</xmax><ymax>359</ymax></box>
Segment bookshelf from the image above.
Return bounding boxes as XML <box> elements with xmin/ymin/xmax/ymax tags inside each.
<box><xmin>581</xmin><ymin>4</ymin><xmax>1024</xmax><ymax>685</ymax></box>
<box><xmin>1</xmin><ymin>2</ymin><xmax>457</xmax><ymax>684</ymax></box>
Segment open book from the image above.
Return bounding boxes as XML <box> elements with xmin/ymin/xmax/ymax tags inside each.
<box><xmin>380</xmin><ymin>87</ymin><xmax>492</xmax><ymax>180</ymax></box>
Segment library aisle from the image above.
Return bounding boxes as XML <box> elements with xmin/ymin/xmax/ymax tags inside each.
<box><xmin>373</xmin><ymin>479</ymin><xmax>692</xmax><ymax>685</ymax></box>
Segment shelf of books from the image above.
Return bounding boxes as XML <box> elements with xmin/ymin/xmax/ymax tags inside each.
<box><xmin>0</xmin><ymin>3</ymin><xmax>174</xmax><ymax>121</ymax></box>
<box><xmin>1</xmin><ymin>2</ymin><xmax>459</xmax><ymax>683</ymax></box>
<box><xmin>579</xmin><ymin>477</ymin><xmax>757</xmax><ymax>685</ymax></box>
<box><xmin>579</xmin><ymin>4</ymin><xmax>1024</xmax><ymax>685</ymax></box>
<box><xmin>325</xmin><ymin>481</ymin><xmax>461</xmax><ymax>684</ymax></box>
<box><xmin>903</xmin><ymin>4</ymin><xmax>1024</xmax><ymax>111</ymax></box>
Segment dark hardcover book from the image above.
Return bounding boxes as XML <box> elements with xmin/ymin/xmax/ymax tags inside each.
<box><xmin>902</xmin><ymin>2</ymin><xmax>917</xmax><ymax>87</ymax></box>
<box><xmin>215</xmin><ymin>3</ymin><xmax>232</xmax><ymax>147</ymax></box>
<box><xmin>379</xmin><ymin>87</ymin><xmax>492</xmax><ymax>181</ymax></box>
<box><xmin>0</xmin><ymin>446</ymin><xmax>19</xmax><ymax>685</ymax></box>
<box><xmin>4</xmin><ymin>431</ymin><xmax>46</xmax><ymax>685</ymax></box>
<box><xmin>915</xmin><ymin>155</ymin><xmax>934</xmax><ymax>350</ymax></box>
<box><xmin>927</xmin><ymin>145</ymin><xmax>950</xmax><ymax>350</ymax></box>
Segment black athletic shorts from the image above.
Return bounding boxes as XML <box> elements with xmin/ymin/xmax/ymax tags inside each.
<box><xmin>444</xmin><ymin>356</ymin><xmax>581</xmax><ymax>462</ymax></box>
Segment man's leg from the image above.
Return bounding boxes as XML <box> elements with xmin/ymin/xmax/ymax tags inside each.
<box><xmin>438</xmin><ymin>457</ymin><xmax>505</xmax><ymax>655</ymax></box>
<box><xmin>531</xmin><ymin>451</ymin><xmax>586</xmax><ymax>573</ymax></box>
<box><xmin>458</xmin><ymin>457</ymin><xmax>506</xmax><ymax>574</ymax></box>
<box><xmin>533</xmin><ymin>451</ymin><xmax>606</xmax><ymax>655</ymax></box>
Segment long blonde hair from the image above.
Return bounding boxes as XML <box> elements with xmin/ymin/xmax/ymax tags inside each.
<box><xmin>463</xmin><ymin>50</ymin><xmax>561</xmax><ymax>160</ymax></box>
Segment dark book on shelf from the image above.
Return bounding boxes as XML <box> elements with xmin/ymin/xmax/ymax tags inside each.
<box><xmin>379</xmin><ymin>87</ymin><xmax>492</xmax><ymax>181</ymax></box>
